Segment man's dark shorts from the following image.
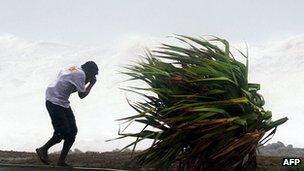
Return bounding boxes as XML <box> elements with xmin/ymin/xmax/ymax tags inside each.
<box><xmin>46</xmin><ymin>100</ymin><xmax>78</xmax><ymax>141</ymax></box>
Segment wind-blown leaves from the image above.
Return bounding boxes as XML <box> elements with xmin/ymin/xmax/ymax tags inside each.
<box><xmin>115</xmin><ymin>35</ymin><xmax>288</xmax><ymax>170</ymax></box>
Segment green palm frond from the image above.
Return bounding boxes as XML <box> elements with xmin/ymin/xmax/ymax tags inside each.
<box><xmin>115</xmin><ymin>35</ymin><xmax>288</xmax><ymax>170</ymax></box>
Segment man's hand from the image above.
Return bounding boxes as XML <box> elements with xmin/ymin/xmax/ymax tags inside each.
<box><xmin>90</xmin><ymin>76</ymin><xmax>97</xmax><ymax>85</ymax></box>
<box><xmin>78</xmin><ymin>76</ymin><xmax>97</xmax><ymax>99</ymax></box>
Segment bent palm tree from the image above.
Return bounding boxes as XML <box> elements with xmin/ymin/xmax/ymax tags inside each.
<box><xmin>116</xmin><ymin>35</ymin><xmax>287</xmax><ymax>170</ymax></box>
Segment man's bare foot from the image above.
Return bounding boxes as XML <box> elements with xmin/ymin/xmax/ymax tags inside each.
<box><xmin>36</xmin><ymin>148</ymin><xmax>49</xmax><ymax>165</ymax></box>
<box><xmin>57</xmin><ymin>162</ymin><xmax>71</xmax><ymax>167</ymax></box>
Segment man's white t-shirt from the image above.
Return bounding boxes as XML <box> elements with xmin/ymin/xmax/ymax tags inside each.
<box><xmin>46</xmin><ymin>66</ymin><xmax>86</xmax><ymax>108</ymax></box>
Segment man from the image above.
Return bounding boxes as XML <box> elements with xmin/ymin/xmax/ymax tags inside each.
<box><xmin>36</xmin><ymin>61</ymin><xmax>99</xmax><ymax>166</ymax></box>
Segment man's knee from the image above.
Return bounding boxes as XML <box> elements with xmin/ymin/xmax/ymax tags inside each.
<box><xmin>52</xmin><ymin>133</ymin><xmax>63</xmax><ymax>143</ymax></box>
<box><xmin>64</xmin><ymin>128</ymin><xmax>77</xmax><ymax>142</ymax></box>
<box><xmin>65</xmin><ymin>134</ymin><xmax>76</xmax><ymax>143</ymax></box>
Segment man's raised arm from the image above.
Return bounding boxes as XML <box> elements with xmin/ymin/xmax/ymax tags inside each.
<box><xmin>78</xmin><ymin>77</ymin><xmax>96</xmax><ymax>99</ymax></box>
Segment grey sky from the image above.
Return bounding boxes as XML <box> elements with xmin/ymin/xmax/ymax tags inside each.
<box><xmin>0</xmin><ymin>0</ymin><xmax>303</xmax><ymax>45</ymax></box>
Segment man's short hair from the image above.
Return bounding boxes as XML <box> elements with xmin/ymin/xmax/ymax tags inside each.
<box><xmin>81</xmin><ymin>61</ymin><xmax>99</xmax><ymax>75</ymax></box>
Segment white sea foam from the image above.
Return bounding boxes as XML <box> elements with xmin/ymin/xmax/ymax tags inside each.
<box><xmin>0</xmin><ymin>34</ymin><xmax>303</xmax><ymax>152</ymax></box>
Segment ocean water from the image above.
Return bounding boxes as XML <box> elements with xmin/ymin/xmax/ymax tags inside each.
<box><xmin>0</xmin><ymin>34</ymin><xmax>303</xmax><ymax>152</ymax></box>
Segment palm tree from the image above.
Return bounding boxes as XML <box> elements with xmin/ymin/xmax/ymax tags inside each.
<box><xmin>115</xmin><ymin>35</ymin><xmax>288</xmax><ymax>170</ymax></box>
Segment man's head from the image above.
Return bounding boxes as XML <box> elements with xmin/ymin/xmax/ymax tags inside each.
<box><xmin>81</xmin><ymin>61</ymin><xmax>99</xmax><ymax>83</ymax></box>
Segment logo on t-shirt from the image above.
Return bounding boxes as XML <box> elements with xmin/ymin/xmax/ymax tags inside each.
<box><xmin>68</xmin><ymin>66</ymin><xmax>78</xmax><ymax>72</ymax></box>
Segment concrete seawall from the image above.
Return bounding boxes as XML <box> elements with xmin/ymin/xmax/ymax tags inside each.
<box><xmin>0</xmin><ymin>164</ymin><xmax>128</xmax><ymax>171</ymax></box>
